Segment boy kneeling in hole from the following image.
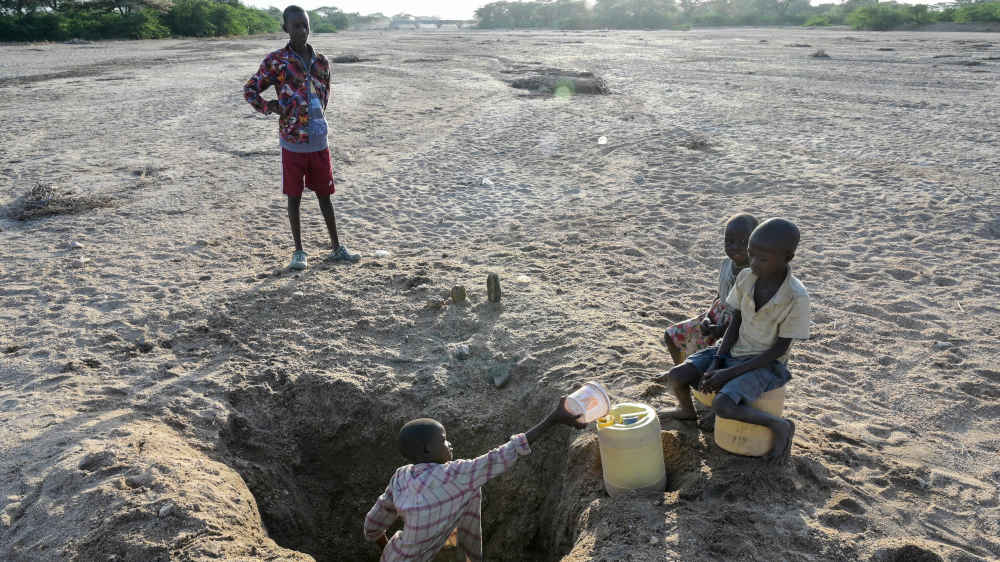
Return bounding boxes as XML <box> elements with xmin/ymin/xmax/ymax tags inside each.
<box><xmin>364</xmin><ymin>399</ymin><xmax>585</xmax><ymax>561</ymax></box>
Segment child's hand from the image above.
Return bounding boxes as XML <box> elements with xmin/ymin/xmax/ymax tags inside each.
<box><xmin>376</xmin><ymin>533</ymin><xmax>388</xmax><ymax>547</ymax></box>
<box><xmin>700</xmin><ymin>368</ymin><xmax>735</xmax><ymax>393</ymax></box>
<box><xmin>550</xmin><ymin>397</ymin><xmax>588</xmax><ymax>429</ymax></box>
<box><xmin>266</xmin><ymin>100</ymin><xmax>280</xmax><ymax>114</ymax></box>
<box><xmin>700</xmin><ymin>320</ymin><xmax>717</xmax><ymax>336</ymax></box>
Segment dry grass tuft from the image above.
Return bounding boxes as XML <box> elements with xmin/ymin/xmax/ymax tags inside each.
<box><xmin>8</xmin><ymin>181</ymin><xmax>115</xmax><ymax>221</ymax></box>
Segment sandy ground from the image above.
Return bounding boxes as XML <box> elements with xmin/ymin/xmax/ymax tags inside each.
<box><xmin>1</xmin><ymin>27</ymin><xmax>999</xmax><ymax>561</ymax></box>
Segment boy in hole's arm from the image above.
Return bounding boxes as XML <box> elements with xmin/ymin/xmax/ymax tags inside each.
<box><xmin>364</xmin><ymin>399</ymin><xmax>585</xmax><ymax>561</ymax></box>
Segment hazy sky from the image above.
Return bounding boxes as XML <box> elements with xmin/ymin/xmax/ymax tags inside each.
<box><xmin>247</xmin><ymin>1</ymin><xmax>485</xmax><ymax>20</ymax></box>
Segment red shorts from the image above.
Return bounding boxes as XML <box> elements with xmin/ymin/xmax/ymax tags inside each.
<box><xmin>281</xmin><ymin>148</ymin><xmax>335</xmax><ymax>197</ymax></box>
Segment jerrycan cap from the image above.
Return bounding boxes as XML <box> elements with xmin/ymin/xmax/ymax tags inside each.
<box><xmin>597</xmin><ymin>404</ymin><xmax>653</xmax><ymax>429</ymax></box>
<box><xmin>596</xmin><ymin>415</ymin><xmax>617</xmax><ymax>428</ymax></box>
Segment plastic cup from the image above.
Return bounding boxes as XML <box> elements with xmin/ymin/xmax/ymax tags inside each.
<box><xmin>566</xmin><ymin>381</ymin><xmax>611</xmax><ymax>423</ymax></box>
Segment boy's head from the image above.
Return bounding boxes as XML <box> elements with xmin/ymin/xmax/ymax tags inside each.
<box><xmin>399</xmin><ymin>418</ymin><xmax>452</xmax><ymax>464</ymax></box>
<box><xmin>724</xmin><ymin>213</ymin><xmax>759</xmax><ymax>267</ymax></box>
<box><xmin>282</xmin><ymin>6</ymin><xmax>309</xmax><ymax>49</ymax></box>
<box><xmin>748</xmin><ymin>218</ymin><xmax>799</xmax><ymax>279</ymax></box>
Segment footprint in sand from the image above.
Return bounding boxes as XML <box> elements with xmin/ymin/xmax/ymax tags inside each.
<box><xmin>818</xmin><ymin>509</ymin><xmax>869</xmax><ymax>533</ymax></box>
<box><xmin>932</xmin><ymin>276</ymin><xmax>958</xmax><ymax>287</ymax></box>
<box><xmin>886</xmin><ymin>268</ymin><xmax>918</xmax><ymax>281</ymax></box>
<box><xmin>865</xmin><ymin>425</ymin><xmax>894</xmax><ymax>439</ymax></box>
<box><xmin>832</xmin><ymin>496</ymin><xmax>866</xmax><ymax>514</ymax></box>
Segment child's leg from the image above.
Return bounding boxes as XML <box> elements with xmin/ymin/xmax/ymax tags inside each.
<box><xmin>712</xmin><ymin>394</ymin><xmax>794</xmax><ymax>462</ymax></box>
<box><xmin>287</xmin><ymin>195</ymin><xmax>303</xmax><ymax>252</ymax></box>
<box><xmin>664</xmin><ymin>317</ymin><xmax>703</xmax><ymax>365</ymax></box>
<box><xmin>317</xmin><ymin>194</ymin><xmax>341</xmax><ymax>249</ymax></box>
<box><xmin>654</xmin><ymin>363</ymin><xmax>702</xmax><ymax>419</ymax></box>
<box><xmin>664</xmin><ymin>338</ymin><xmax>685</xmax><ymax>366</ymax></box>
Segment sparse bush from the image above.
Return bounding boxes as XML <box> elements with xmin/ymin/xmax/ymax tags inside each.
<box><xmin>847</xmin><ymin>4</ymin><xmax>913</xmax><ymax>30</ymax></box>
<box><xmin>804</xmin><ymin>15</ymin><xmax>833</xmax><ymax>26</ymax></box>
<box><xmin>954</xmin><ymin>1</ymin><xmax>1000</xmax><ymax>23</ymax></box>
<box><xmin>0</xmin><ymin>0</ymin><xmax>277</xmax><ymax>42</ymax></box>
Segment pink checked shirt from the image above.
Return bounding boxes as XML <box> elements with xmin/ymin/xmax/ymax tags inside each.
<box><xmin>363</xmin><ymin>433</ymin><xmax>532</xmax><ymax>561</ymax></box>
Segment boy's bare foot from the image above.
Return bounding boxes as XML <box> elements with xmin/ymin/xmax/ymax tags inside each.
<box><xmin>766</xmin><ymin>419</ymin><xmax>795</xmax><ymax>463</ymax></box>
<box><xmin>662</xmin><ymin>408</ymin><xmax>698</xmax><ymax>421</ymax></box>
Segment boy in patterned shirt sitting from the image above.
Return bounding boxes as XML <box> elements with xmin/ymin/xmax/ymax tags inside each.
<box><xmin>363</xmin><ymin>399</ymin><xmax>585</xmax><ymax>561</ymax></box>
<box><xmin>656</xmin><ymin>218</ymin><xmax>810</xmax><ymax>461</ymax></box>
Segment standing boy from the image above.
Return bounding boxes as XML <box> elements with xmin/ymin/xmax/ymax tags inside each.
<box><xmin>363</xmin><ymin>399</ymin><xmax>585</xmax><ymax>561</ymax></box>
<box><xmin>656</xmin><ymin>218</ymin><xmax>809</xmax><ymax>461</ymax></box>
<box><xmin>244</xmin><ymin>6</ymin><xmax>358</xmax><ymax>270</ymax></box>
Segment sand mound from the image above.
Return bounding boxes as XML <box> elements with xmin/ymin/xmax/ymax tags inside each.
<box><xmin>507</xmin><ymin>70</ymin><xmax>610</xmax><ymax>96</ymax></box>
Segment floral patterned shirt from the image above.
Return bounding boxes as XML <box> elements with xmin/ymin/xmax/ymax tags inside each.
<box><xmin>244</xmin><ymin>42</ymin><xmax>331</xmax><ymax>145</ymax></box>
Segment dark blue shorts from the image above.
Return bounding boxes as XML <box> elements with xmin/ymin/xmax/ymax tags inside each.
<box><xmin>683</xmin><ymin>346</ymin><xmax>791</xmax><ymax>405</ymax></box>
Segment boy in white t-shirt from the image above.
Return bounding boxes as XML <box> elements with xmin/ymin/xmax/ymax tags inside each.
<box><xmin>656</xmin><ymin>218</ymin><xmax>810</xmax><ymax>462</ymax></box>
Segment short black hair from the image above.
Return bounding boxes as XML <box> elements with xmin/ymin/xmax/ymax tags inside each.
<box><xmin>749</xmin><ymin>218</ymin><xmax>800</xmax><ymax>254</ymax></box>
<box><xmin>398</xmin><ymin>418</ymin><xmax>442</xmax><ymax>462</ymax></box>
<box><xmin>726</xmin><ymin>213</ymin><xmax>759</xmax><ymax>234</ymax></box>
<box><xmin>282</xmin><ymin>5</ymin><xmax>306</xmax><ymax>24</ymax></box>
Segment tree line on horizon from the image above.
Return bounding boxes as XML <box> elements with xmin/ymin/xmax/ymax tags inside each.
<box><xmin>0</xmin><ymin>0</ymin><xmax>367</xmax><ymax>42</ymax></box>
<box><xmin>2</xmin><ymin>0</ymin><xmax>999</xmax><ymax>42</ymax></box>
<box><xmin>475</xmin><ymin>0</ymin><xmax>1000</xmax><ymax>30</ymax></box>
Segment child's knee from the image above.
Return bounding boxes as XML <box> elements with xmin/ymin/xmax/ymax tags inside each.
<box><xmin>668</xmin><ymin>363</ymin><xmax>700</xmax><ymax>385</ymax></box>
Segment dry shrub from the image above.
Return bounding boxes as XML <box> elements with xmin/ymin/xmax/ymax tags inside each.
<box><xmin>8</xmin><ymin>181</ymin><xmax>115</xmax><ymax>221</ymax></box>
<box><xmin>681</xmin><ymin>136</ymin><xmax>712</xmax><ymax>151</ymax></box>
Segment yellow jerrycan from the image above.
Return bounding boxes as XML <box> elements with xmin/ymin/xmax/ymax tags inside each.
<box><xmin>693</xmin><ymin>387</ymin><xmax>786</xmax><ymax>457</ymax></box>
<box><xmin>595</xmin><ymin>403</ymin><xmax>666</xmax><ymax>496</ymax></box>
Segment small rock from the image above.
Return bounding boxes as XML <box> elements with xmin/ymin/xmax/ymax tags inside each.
<box><xmin>481</xmin><ymin>177</ymin><xmax>494</xmax><ymax>187</ymax></box>
<box><xmin>158</xmin><ymin>502</ymin><xmax>174</xmax><ymax>518</ymax></box>
<box><xmin>454</xmin><ymin>344</ymin><xmax>471</xmax><ymax>360</ymax></box>
<box><xmin>515</xmin><ymin>275</ymin><xmax>531</xmax><ymax>283</ymax></box>
<box><xmin>492</xmin><ymin>368</ymin><xmax>512</xmax><ymax>389</ymax></box>
<box><xmin>374</xmin><ymin>249</ymin><xmax>391</xmax><ymax>258</ymax></box>
<box><xmin>125</xmin><ymin>470</ymin><xmax>154</xmax><ymax>489</ymax></box>
<box><xmin>68</xmin><ymin>241</ymin><xmax>84</xmax><ymax>250</ymax></box>
<box><xmin>487</xmin><ymin>273</ymin><xmax>501</xmax><ymax>303</ymax></box>
<box><xmin>597</xmin><ymin>136</ymin><xmax>608</xmax><ymax>145</ymax></box>
<box><xmin>932</xmin><ymin>341</ymin><xmax>952</xmax><ymax>350</ymax></box>
<box><xmin>810</xmin><ymin>49</ymin><xmax>830</xmax><ymax>59</ymax></box>
<box><xmin>198</xmin><ymin>275</ymin><xmax>211</xmax><ymax>281</ymax></box>
<box><xmin>292</xmin><ymin>291</ymin><xmax>305</xmax><ymax>297</ymax></box>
